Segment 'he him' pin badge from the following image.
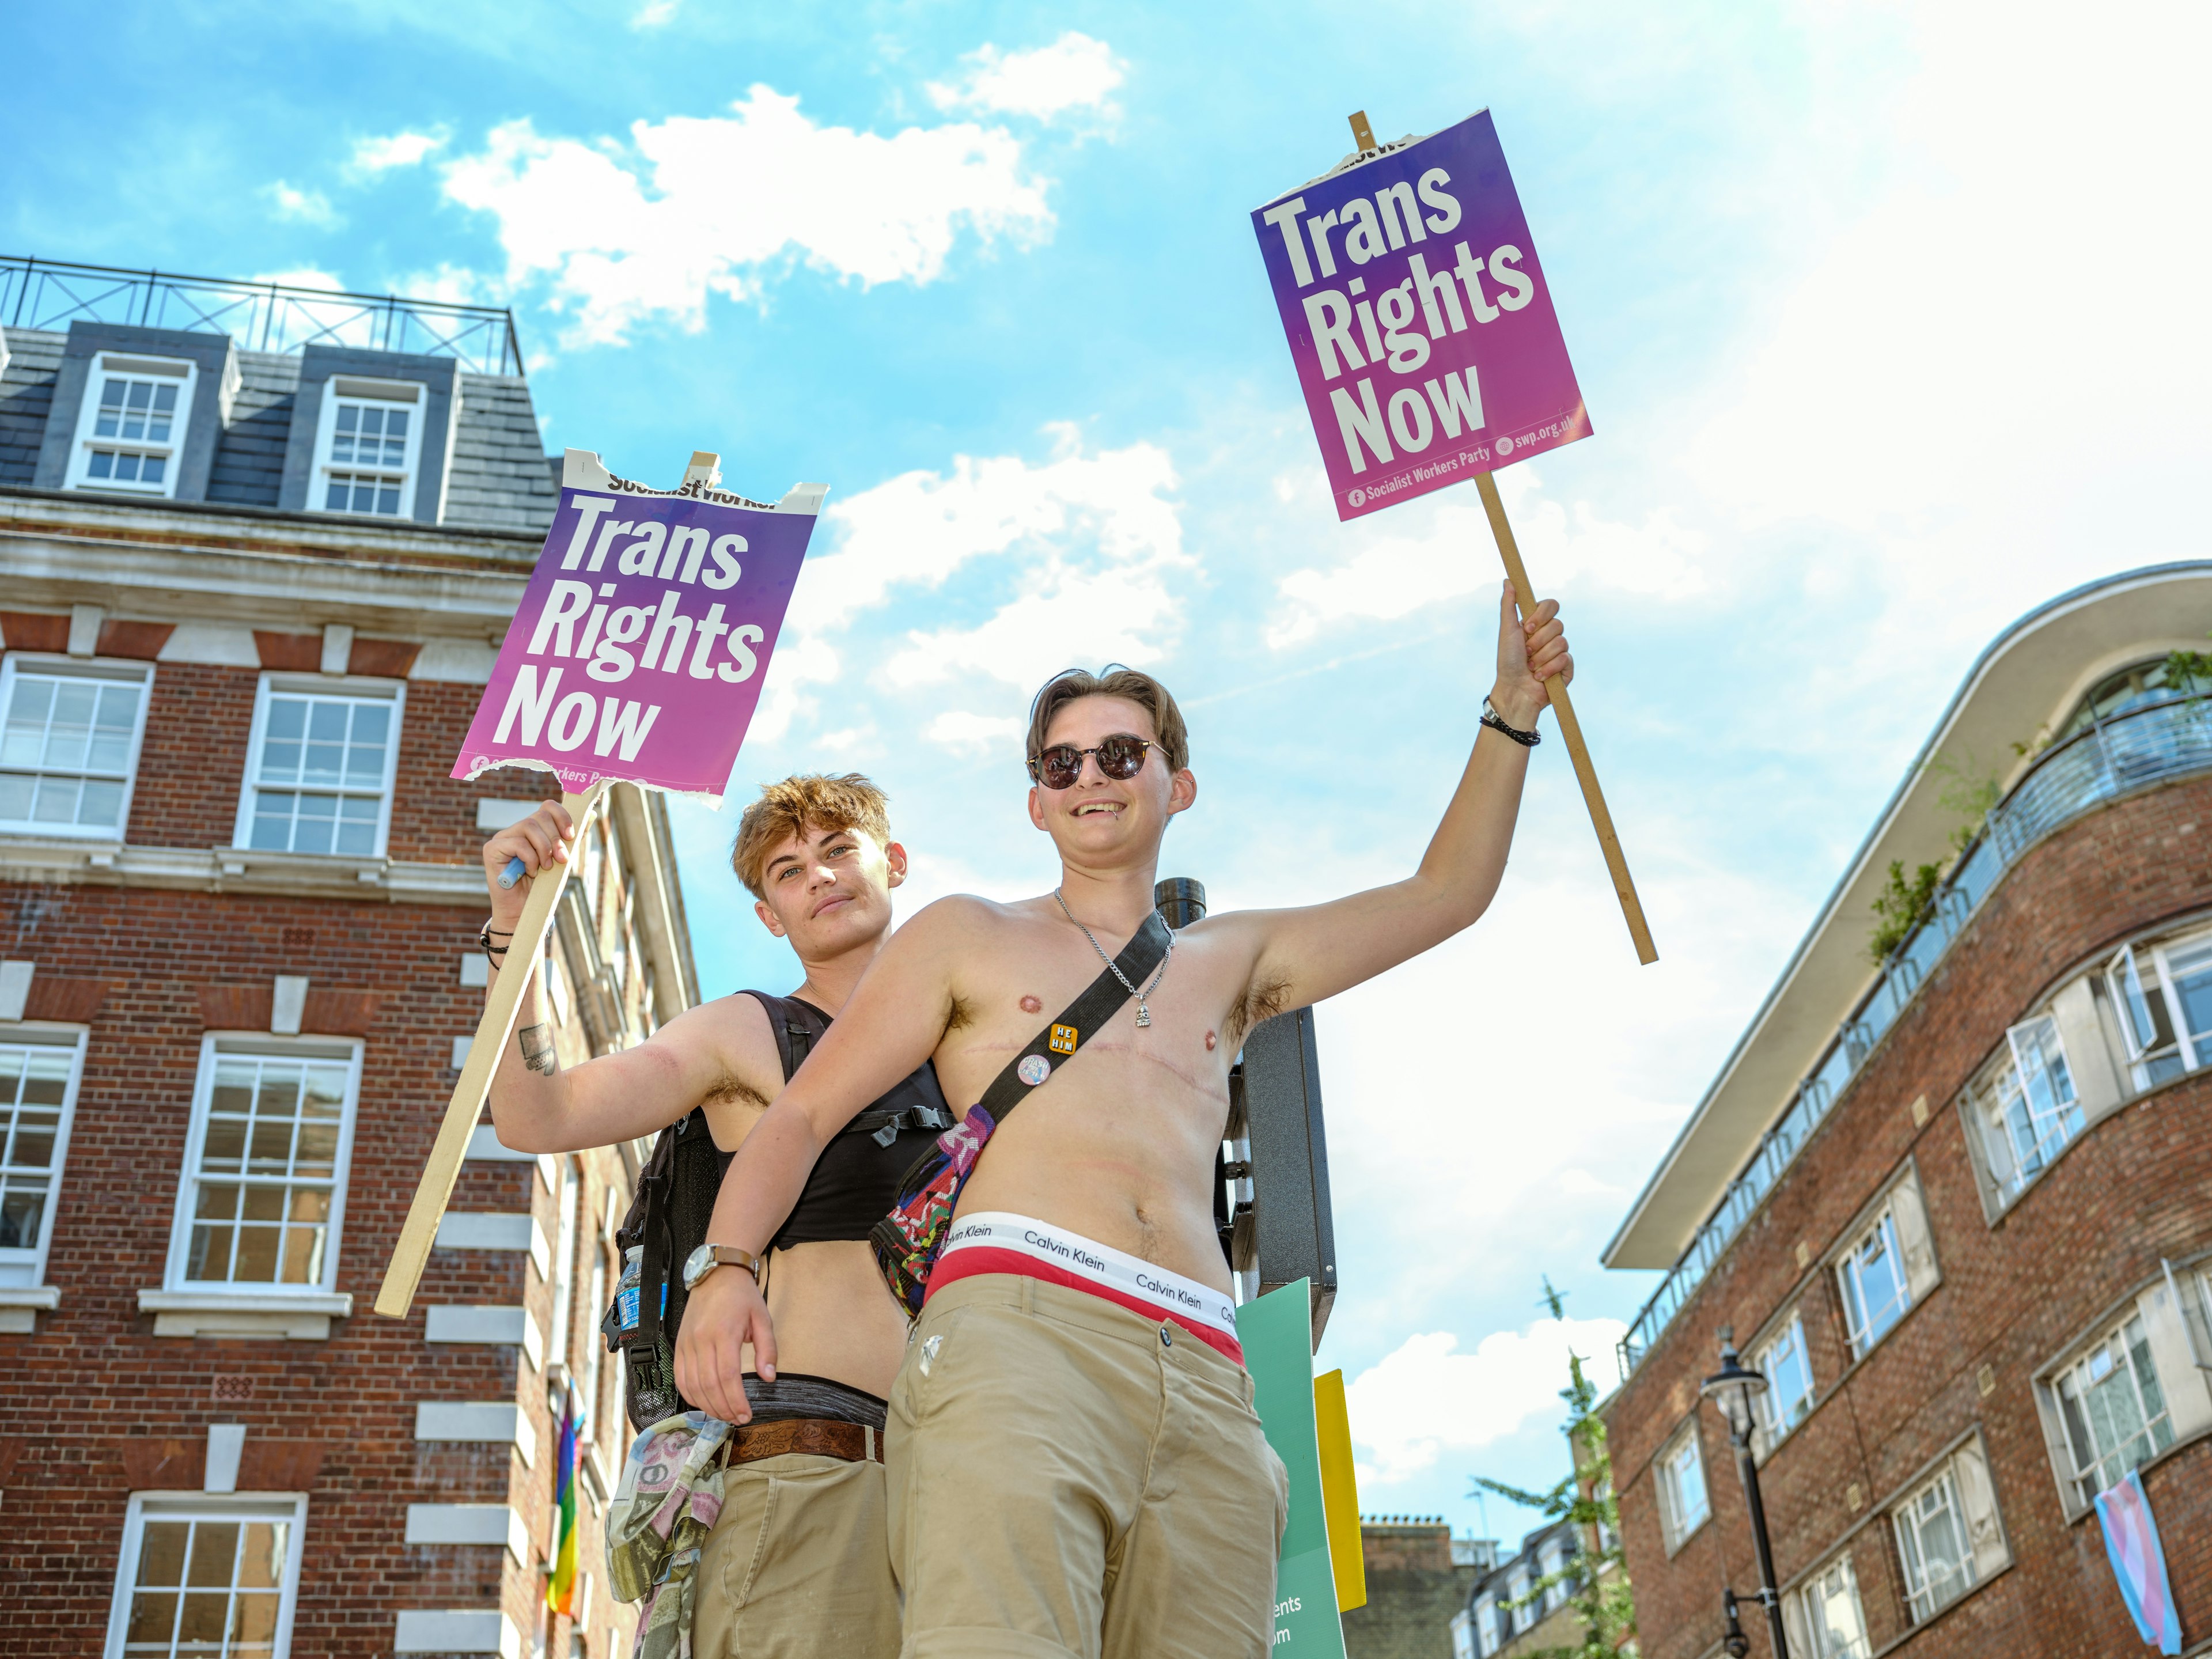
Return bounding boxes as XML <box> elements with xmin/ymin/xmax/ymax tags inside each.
<box><xmin>1049</xmin><ymin>1024</ymin><xmax>1078</xmax><ymax>1054</ymax></box>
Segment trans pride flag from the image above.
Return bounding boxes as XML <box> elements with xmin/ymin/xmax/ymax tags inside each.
<box><xmin>547</xmin><ymin>1387</ymin><xmax>579</xmax><ymax>1618</ymax></box>
<box><xmin>2095</xmin><ymin>1471</ymin><xmax>2181</xmax><ymax>1654</ymax></box>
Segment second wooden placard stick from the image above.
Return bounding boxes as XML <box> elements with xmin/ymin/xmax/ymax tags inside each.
<box><xmin>375</xmin><ymin>779</ymin><xmax>609</xmax><ymax>1318</ymax></box>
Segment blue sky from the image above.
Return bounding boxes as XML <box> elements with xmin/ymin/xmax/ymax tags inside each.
<box><xmin>11</xmin><ymin>0</ymin><xmax>2207</xmax><ymax>1543</ymax></box>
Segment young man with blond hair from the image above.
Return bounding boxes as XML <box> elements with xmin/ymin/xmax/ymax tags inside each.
<box><xmin>677</xmin><ymin>588</ymin><xmax>1573</xmax><ymax>1657</ymax></box>
<box><xmin>482</xmin><ymin>772</ymin><xmax>948</xmax><ymax>1658</ymax></box>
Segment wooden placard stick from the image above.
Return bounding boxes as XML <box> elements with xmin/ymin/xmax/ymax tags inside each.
<box><xmin>375</xmin><ymin>779</ymin><xmax>610</xmax><ymax>1317</ymax></box>
<box><xmin>1475</xmin><ymin>470</ymin><xmax>1658</xmax><ymax>964</ymax></box>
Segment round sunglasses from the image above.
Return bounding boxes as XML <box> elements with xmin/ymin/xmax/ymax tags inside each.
<box><xmin>1026</xmin><ymin>733</ymin><xmax>1156</xmax><ymax>790</ymax></box>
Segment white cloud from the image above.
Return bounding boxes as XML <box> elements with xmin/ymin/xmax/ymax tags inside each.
<box><xmin>1681</xmin><ymin>1</ymin><xmax>2212</xmax><ymax>662</ymax></box>
<box><xmin>249</xmin><ymin>267</ymin><xmax>346</xmax><ymax>292</ymax></box>
<box><xmin>1266</xmin><ymin>467</ymin><xmax>1707</xmax><ymax>649</ymax></box>
<box><xmin>888</xmin><ymin>560</ymin><xmax>1181</xmax><ymax>692</ymax></box>
<box><xmin>1344</xmin><ymin>1317</ymin><xmax>1627</xmax><ymax>1486</ymax></box>
<box><xmin>441</xmin><ymin>89</ymin><xmax>1054</xmax><ymax>346</ymax></box>
<box><xmin>926</xmin><ymin>711</ymin><xmax>1024</xmax><ymax>755</ymax></box>
<box><xmin>350</xmin><ymin>128</ymin><xmax>448</xmax><ymax>173</ymax></box>
<box><xmin>263</xmin><ymin>181</ymin><xmax>339</xmax><ymax>226</ymax></box>
<box><xmin>754</xmin><ymin>431</ymin><xmax>1188</xmax><ymax>745</ymax></box>
<box><xmin>631</xmin><ymin>0</ymin><xmax>679</xmax><ymax>28</ymax></box>
<box><xmin>391</xmin><ymin>262</ymin><xmax>505</xmax><ymax>306</ymax></box>
<box><xmin>929</xmin><ymin>32</ymin><xmax>1127</xmax><ymax>122</ymax></box>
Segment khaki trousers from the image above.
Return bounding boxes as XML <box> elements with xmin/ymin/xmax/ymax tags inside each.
<box><xmin>694</xmin><ymin>1449</ymin><xmax>900</xmax><ymax>1658</ymax></box>
<box><xmin>885</xmin><ymin>1272</ymin><xmax>1289</xmax><ymax>1659</ymax></box>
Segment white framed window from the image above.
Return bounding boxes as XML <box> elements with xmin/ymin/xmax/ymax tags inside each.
<box><xmin>1471</xmin><ymin>1592</ymin><xmax>1502</xmax><ymax>1657</ymax></box>
<box><xmin>2106</xmin><ymin>929</ymin><xmax>2212</xmax><ymax>1090</ymax></box>
<box><xmin>1894</xmin><ymin>1468</ymin><xmax>1971</xmax><ymax>1620</ymax></box>
<box><xmin>1892</xmin><ymin>1435</ymin><xmax>2009</xmax><ymax>1624</ymax></box>
<box><xmin>1838</xmin><ymin>1214</ymin><xmax>1908</xmax><ymax>1355</ymax></box>
<box><xmin>1654</xmin><ymin>1421</ymin><xmax>1709</xmax><ymax>1552</ymax></box>
<box><xmin>311</xmin><ymin>377</ymin><xmax>422</xmax><ymax>517</ymax></box>
<box><xmin>66</xmin><ymin>352</ymin><xmax>196</xmax><ymax>497</ymax></box>
<box><xmin>0</xmin><ymin>657</ymin><xmax>153</xmax><ymax>838</ymax></box>
<box><xmin>1836</xmin><ymin>1172</ymin><xmax>1939</xmax><ymax>1360</ymax></box>
<box><xmin>2105</xmin><ymin>944</ymin><xmax>2188</xmax><ymax>1087</ymax></box>
<box><xmin>1536</xmin><ymin>1535</ymin><xmax>1570</xmax><ymax>1612</ymax></box>
<box><xmin>1963</xmin><ymin>1012</ymin><xmax>2086</xmax><ymax>1201</ymax></box>
<box><xmin>547</xmin><ymin>1156</ymin><xmax>579</xmax><ymax>1378</ymax></box>
<box><xmin>164</xmin><ymin>1036</ymin><xmax>361</xmax><ymax>1296</ymax></box>
<box><xmin>2145</xmin><ymin>934</ymin><xmax>2212</xmax><ymax>1075</ymax></box>
<box><xmin>582</xmin><ymin>1185</ymin><xmax>619</xmax><ymax>1457</ymax></box>
<box><xmin>1449</xmin><ymin>1608</ymin><xmax>1477</xmax><ymax>1659</ymax></box>
<box><xmin>2054</xmin><ymin>1312</ymin><xmax>2176</xmax><ymax>1506</ymax></box>
<box><xmin>0</xmin><ymin>1025</ymin><xmax>87</xmax><ymax>1289</ymax></box>
<box><xmin>1785</xmin><ymin>1553</ymin><xmax>1870</xmax><ymax>1659</ymax></box>
<box><xmin>232</xmin><ymin>677</ymin><xmax>403</xmax><ymax>858</ymax></box>
<box><xmin>1750</xmin><ymin>1313</ymin><xmax>1817</xmax><ymax>1455</ymax></box>
<box><xmin>103</xmin><ymin>1493</ymin><xmax>307</xmax><ymax>1659</ymax></box>
<box><xmin>1505</xmin><ymin>1562</ymin><xmax>1532</xmax><ymax>1632</ymax></box>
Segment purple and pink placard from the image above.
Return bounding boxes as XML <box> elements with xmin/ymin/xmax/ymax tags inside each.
<box><xmin>452</xmin><ymin>449</ymin><xmax>825</xmax><ymax>802</ymax></box>
<box><xmin>1252</xmin><ymin>109</ymin><xmax>1589</xmax><ymax>521</ymax></box>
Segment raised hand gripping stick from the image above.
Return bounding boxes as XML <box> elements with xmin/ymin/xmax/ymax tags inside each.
<box><xmin>1475</xmin><ymin>470</ymin><xmax>1657</xmax><ymax>965</ymax></box>
<box><xmin>376</xmin><ymin>781</ymin><xmax>609</xmax><ymax>1317</ymax></box>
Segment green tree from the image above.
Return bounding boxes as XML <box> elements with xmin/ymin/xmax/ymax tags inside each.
<box><xmin>1469</xmin><ymin>1281</ymin><xmax>1637</xmax><ymax>1657</ymax></box>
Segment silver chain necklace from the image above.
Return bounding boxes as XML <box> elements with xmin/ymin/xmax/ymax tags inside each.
<box><xmin>1054</xmin><ymin>890</ymin><xmax>1173</xmax><ymax>1027</ymax></box>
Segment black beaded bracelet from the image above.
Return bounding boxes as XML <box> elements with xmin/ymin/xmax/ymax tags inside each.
<box><xmin>1480</xmin><ymin>699</ymin><xmax>1541</xmax><ymax>747</ymax></box>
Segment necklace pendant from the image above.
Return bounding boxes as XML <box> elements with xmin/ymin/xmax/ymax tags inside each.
<box><xmin>1135</xmin><ymin>1002</ymin><xmax>1151</xmax><ymax>1028</ymax></box>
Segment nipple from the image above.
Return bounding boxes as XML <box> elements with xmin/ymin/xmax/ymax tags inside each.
<box><xmin>1020</xmin><ymin>995</ymin><xmax>1043</xmax><ymax>1014</ymax></box>
<box><xmin>1205</xmin><ymin>1030</ymin><xmax>1218</xmax><ymax>1051</ymax></box>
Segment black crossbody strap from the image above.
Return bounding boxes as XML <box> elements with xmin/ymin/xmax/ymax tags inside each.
<box><xmin>975</xmin><ymin>909</ymin><xmax>1171</xmax><ymax>1124</ymax></box>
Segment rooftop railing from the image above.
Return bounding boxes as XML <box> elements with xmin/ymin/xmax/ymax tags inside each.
<box><xmin>1618</xmin><ymin>691</ymin><xmax>2212</xmax><ymax>1378</ymax></box>
<box><xmin>1</xmin><ymin>256</ymin><xmax>523</xmax><ymax>377</ymax></box>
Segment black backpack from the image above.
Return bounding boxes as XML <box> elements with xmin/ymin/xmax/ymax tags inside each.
<box><xmin>600</xmin><ymin>992</ymin><xmax>953</xmax><ymax>1431</ymax></box>
<box><xmin>604</xmin><ymin>992</ymin><xmax>824</xmax><ymax>1431</ymax></box>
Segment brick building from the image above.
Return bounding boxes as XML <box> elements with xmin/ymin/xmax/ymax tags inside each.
<box><xmin>1598</xmin><ymin>565</ymin><xmax>2212</xmax><ymax>1657</ymax></box>
<box><xmin>0</xmin><ymin>262</ymin><xmax>701</xmax><ymax>1657</ymax></box>
<box><xmin>1459</xmin><ymin>1516</ymin><xmax>1623</xmax><ymax>1658</ymax></box>
<box><xmin>1344</xmin><ymin>1516</ymin><xmax>1489</xmax><ymax>1659</ymax></box>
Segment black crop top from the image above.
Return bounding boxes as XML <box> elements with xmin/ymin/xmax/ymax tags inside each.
<box><xmin>714</xmin><ymin>991</ymin><xmax>954</xmax><ymax>1251</ymax></box>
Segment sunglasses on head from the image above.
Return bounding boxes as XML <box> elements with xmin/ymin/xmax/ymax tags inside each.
<box><xmin>1027</xmin><ymin>733</ymin><xmax>1156</xmax><ymax>790</ymax></box>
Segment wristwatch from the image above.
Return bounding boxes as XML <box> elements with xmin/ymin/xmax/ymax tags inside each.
<box><xmin>682</xmin><ymin>1243</ymin><xmax>763</xmax><ymax>1291</ymax></box>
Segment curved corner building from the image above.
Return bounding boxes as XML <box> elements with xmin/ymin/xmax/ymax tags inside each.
<box><xmin>1596</xmin><ymin>565</ymin><xmax>2212</xmax><ymax>1658</ymax></box>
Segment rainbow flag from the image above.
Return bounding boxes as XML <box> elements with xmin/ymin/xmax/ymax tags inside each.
<box><xmin>548</xmin><ymin>1386</ymin><xmax>579</xmax><ymax>1618</ymax></box>
<box><xmin>2094</xmin><ymin>1471</ymin><xmax>2180</xmax><ymax>1655</ymax></box>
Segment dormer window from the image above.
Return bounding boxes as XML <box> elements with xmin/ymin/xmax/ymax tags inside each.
<box><xmin>313</xmin><ymin>378</ymin><xmax>422</xmax><ymax>517</ymax></box>
<box><xmin>65</xmin><ymin>353</ymin><xmax>196</xmax><ymax>497</ymax></box>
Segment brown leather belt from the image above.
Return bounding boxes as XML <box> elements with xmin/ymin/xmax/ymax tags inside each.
<box><xmin>729</xmin><ymin>1416</ymin><xmax>883</xmax><ymax>1465</ymax></box>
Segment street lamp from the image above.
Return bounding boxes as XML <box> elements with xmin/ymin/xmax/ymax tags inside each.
<box><xmin>1721</xmin><ymin>1588</ymin><xmax>1751</xmax><ymax>1658</ymax></box>
<box><xmin>1703</xmin><ymin>1331</ymin><xmax>1789</xmax><ymax>1658</ymax></box>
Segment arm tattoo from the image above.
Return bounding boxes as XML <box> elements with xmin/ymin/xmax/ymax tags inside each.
<box><xmin>518</xmin><ymin>1023</ymin><xmax>559</xmax><ymax>1077</ymax></box>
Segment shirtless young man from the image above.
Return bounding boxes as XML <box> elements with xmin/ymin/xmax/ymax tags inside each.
<box><xmin>676</xmin><ymin>586</ymin><xmax>1572</xmax><ymax>1658</ymax></box>
<box><xmin>481</xmin><ymin>774</ymin><xmax>949</xmax><ymax>1658</ymax></box>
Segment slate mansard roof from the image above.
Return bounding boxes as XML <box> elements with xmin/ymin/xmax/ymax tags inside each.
<box><xmin>0</xmin><ymin>319</ymin><xmax>559</xmax><ymax>535</ymax></box>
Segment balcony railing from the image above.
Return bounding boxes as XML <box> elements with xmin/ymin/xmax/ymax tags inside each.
<box><xmin>1618</xmin><ymin>691</ymin><xmax>2212</xmax><ymax>1377</ymax></box>
<box><xmin>1</xmin><ymin>256</ymin><xmax>522</xmax><ymax>377</ymax></box>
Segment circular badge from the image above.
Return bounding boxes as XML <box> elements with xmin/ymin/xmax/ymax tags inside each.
<box><xmin>1347</xmin><ymin>487</ymin><xmax>1366</xmax><ymax>507</ymax></box>
<box><xmin>1495</xmin><ymin>434</ymin><xmax>1514</xmax><ymax>455</ymax></box>
<box><xmin>1017</xmin><ymin>1054</ymin><xmax>1052</xmax><ymax>1086</ymax></box>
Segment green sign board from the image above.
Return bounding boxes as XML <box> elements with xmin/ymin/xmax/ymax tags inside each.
<box><xmin>1237</xmin><ymin>1281</ymin><xmax>1346</xmax><ymax>1657</ymax></box>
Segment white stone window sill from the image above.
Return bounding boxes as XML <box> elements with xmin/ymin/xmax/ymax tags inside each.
<box><xmin>0</xmin><ymin>839</ymin><xmax>480</xmax><ymax>906</ymax></box>
<box><xmin>0</xmin><ymin>1285</ymin><xmax>62</xmax><ymax>1334</ymax></box>
<box><xmin>138</xmin><ymin>1289</ymin><xmax>353</xmax><ymax>1339</ymax></box>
